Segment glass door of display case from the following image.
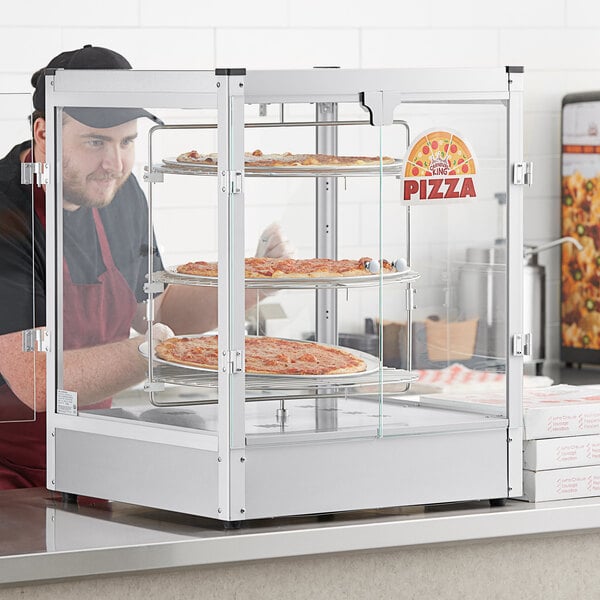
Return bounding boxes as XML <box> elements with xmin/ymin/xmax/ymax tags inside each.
<box><xmin>0</xmin><ymin>93</ymin><xmax>40</xmax><ymax>426</ymax></box>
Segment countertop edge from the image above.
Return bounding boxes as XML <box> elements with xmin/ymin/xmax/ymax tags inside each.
<box><xmin>3</xmin><ymin>498</ymin><xmax>600</xmax><ymax>586</ymax></box>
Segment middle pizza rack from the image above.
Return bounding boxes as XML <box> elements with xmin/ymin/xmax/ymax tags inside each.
<box><xmin>142</xmin><ymin>116</ymin><xmax>419</xmax><ymax>402</ymax></box>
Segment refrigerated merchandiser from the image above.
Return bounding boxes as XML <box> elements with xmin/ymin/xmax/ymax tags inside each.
<box><xmin>561</xmin><ymin>92</ymin><xmax>600</xmax><ymax>366</ymax></box>
<box><xmin>37</xmin><ymin>67</ymin><xmax>526</xmax><ymax>522</ymax></box>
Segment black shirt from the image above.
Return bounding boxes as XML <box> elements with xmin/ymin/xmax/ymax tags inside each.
<box><xmin>0</xmin><ymin>141</ymin><xmax>162</xmax><ymax>337</ymax></box>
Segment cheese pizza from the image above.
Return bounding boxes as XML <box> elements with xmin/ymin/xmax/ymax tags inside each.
<box><xmin>155</xmin><ymin>335</ymin><xmax>367</xmax><ymax>375</ymax></box>
<box><xmin>176</xmin><ymin>257</ymin><xmax>397</xmax><ymax>279</ymax></box>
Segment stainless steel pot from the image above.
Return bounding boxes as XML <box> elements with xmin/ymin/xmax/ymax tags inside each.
<box><xmin>458</xmin><ymin>237</ymin><xmax>582</xmax><ymax>373</ymax></box>
<box><xmin>457</xmin><ymin>245</ymin><xmax>507</xmax><ymax>365</ymax></box>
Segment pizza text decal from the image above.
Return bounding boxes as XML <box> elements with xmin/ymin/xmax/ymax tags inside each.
<box><xmin>402</xmin><ymin>129</ymin><xmax>478</xmax><ymax>204</ymax></box>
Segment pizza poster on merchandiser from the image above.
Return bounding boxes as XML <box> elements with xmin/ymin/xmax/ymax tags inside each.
<box><xmin>401</xmin><ymin>129</ymin><xmax>478</xmax><ymax>205</ymax></box>
<box><xmin>561</xmin><ymin>96</ymin><xmax>600</xmax><ymax>356</ymax></box>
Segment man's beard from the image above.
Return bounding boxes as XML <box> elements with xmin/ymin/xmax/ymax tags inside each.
<box><xmin>62</xmin><ymin>168</ymin><xmax>128</xmax><ymax>209</ymax></box>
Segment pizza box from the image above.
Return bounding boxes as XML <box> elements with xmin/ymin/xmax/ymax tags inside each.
<box><xmin>522</xmin><ymin>464</ymin><xmax>600</xmax><ymax>502</ymax></box>
<box><xmin>419</xmin><ymin>384</ymin><xmax>600</xmax><ymax>440</ymax></box>
<box><xmin>523</xmin><ymin>434</ymin><xmax>600</xmax><ymax>470</ymax></box>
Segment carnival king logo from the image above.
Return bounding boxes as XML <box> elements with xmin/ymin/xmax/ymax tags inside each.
<box><xmin>402</xmin><ymin>129</ymin><xmax>477</xmax><ymax>203</ymax></box>
<box><xmin>429</xmin><ymin>151</ymin><xmax>450</xmax><ymax>176</ymax></box>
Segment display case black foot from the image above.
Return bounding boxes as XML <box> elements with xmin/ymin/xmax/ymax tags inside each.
<box><xmin>61</xmin><ymin>492</ymin><xmax>78</xmax><ymax>504</ymax></box>
<box><xmin>489</xmin><ymin>498</ymin><xmax>507</xmax><ymax>507</ymax></box>
<box><xmin>223</xmin><ymin>520</ymin><xmax>242</xmax><ymax>530</ymax></box>
<box><xmin>535</xmin><ymin>363</ymin><xmax>544</xmax><ymax>376</ymax></box>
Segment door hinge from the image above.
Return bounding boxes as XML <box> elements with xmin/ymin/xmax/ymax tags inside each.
<box><xmin>229</xmin><ymin>350</ymin><xmax>243</xmax><ymax>373</ymax></box>
<box><xmin>512</xmin><ymin>332</ymin><xmax>532</xmax><ymax>357</ymax></box>
<box><xmin>22</xmin><ymin>328</ymin><xmax>50</xmax><ymax>353</ymax></box>
<box><xmin>405</xmin><ymin>286</ymin><xmax>417</xmax><ymax>312</ymax></box>
<box><xmin>21</xmin><ymin>162</ymin><xmax>49</xmax><ymax>187</ymax></box>
<box><xmin>220</xmin><ymin>170</ymin><xmax>243</xmax><ymax>195</ymax></box>
<box><xmin>513</xmin><ymin>162</ymin><xmax>533</xmax><ymax>186</ymax></box>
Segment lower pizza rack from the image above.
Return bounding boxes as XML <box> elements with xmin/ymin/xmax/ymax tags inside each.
<box><xmin>147</xmin><ymin>364</ymin><xmax>417</xmax><ymax>402</ymax></box>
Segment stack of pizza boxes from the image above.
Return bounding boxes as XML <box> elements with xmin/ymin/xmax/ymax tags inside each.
<box><xmin>419</xmin><ymin>384</ymin><xmax>600</xmax><ymax>501</ymax></box>
<box><xmin>519</xmin><ymin>385</ymin><xmax>600</xmax><ymax>501</ymax></box>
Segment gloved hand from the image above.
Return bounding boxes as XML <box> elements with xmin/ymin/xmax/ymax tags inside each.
<box><xmin>146</xmin><ymin>322</ymin><xmax>175</xmax><ymax>350</ymax></box>
<box><xmin>255</xmin><ymin>222</ymin><xmax>295</xmax><ymax>258</ymax></box>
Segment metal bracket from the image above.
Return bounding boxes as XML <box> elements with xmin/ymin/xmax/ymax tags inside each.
<box><xmin>144</xmin><ymin>281</ymin><xmax>165</xmax><ymax>295</ymax></box>
<box><xmin>229</xmin><ymin>350</ymin><xmax>243</xmax><ymax>373</ymax></box>
<box><xmin>143</xmin><ymin>171</ymin><xmax>164</xmax><ymax>183</ymax></box>
<box><xmin>144</xmin><ymin>381</ymin><xmax>165</xmax><ymax>393</ymax></box>
<box><xmin>220</xmin><ymin>170</ymin><xmax>243</xmax><ymax>195</ymax></box>
<box><xmin>512</xmin><ymin>332</ymin><xmax>532</xmax><ymax>357</ymax></box>
<box><xmin>22</xmin><ymin>328</ymin><xmax>50</xmax><ymax>353</ymax></box>
<box><xmin>21</xmin><ymin>162</ymin><xmax>49</xmax><ymax>187</ymax></box>
<box><xmin>360</xmin><ymin>91</ymin><xmax>402</xmax><ymax>126</ymax></box>
<box><xmin>513</xmin><ymin>162</ymin><xmax>534</xmax><ymax>186</ymax></box>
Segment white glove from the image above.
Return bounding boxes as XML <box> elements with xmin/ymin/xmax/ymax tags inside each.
<box><xmin>146</xmin><ymin>322</ymin><xmax>175</xmax><ymax>349</ymax></box>
<box><xmin>255</xmin><ymin>222</ymin><xmax>295</xmax><ymax>258</ymax></box>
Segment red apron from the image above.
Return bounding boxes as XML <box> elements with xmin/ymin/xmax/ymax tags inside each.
<box><xmin>0</xmin><ymin>181</ymin><xmax>137</xmax><ymax>489</ymax></box>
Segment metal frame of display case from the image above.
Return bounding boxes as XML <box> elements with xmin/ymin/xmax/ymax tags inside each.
<box><xmin>42</xmin><ymin>67</ymin><xmax>525</xmax><ymax>522</ymax></box>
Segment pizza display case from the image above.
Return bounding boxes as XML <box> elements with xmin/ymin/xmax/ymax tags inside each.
<box><xmin>39</xmin><ymin>67</ymin><xmax>527</xmax><ymax>522</ymax></box>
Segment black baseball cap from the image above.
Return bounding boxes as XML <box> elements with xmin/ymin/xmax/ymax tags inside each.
<box><xmin>31</xmin><ymin>44</ymin><xmax>163</xmax><ymax>128</ymax></box>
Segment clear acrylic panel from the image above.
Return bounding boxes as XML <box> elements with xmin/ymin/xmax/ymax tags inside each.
<box><xmin>94</xmin><ymin>102</ymin><xmax>218</xmax><ymax>432</ymax></box>
<box><xmin>0</xmin><ymin>92</ymin><xmax>39</xmax><ymax>426</ymax></box>
<box><xmin>241</xmin><ymin>99</ymin><xmax>402</xmax><ymax>443</ymax></box>
<box><xmin>55</xmin><ymin>104</ymin><xmax>153</xmax><ymax>418</ymax></box>
<box><xmin>380</xmin><ymin>100</ymin><xmax>509</xmax><ymax>434</ymax></box>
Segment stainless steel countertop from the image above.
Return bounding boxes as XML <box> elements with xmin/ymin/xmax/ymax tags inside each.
<box><xmin>3</xmin><ymin>487</ymin><xmax>600</xmax><ymax>586</ymax></box>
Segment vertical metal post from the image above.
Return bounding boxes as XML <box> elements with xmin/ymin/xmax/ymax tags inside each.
<box><xmin>216</xmin><ymin>69</ymin><xmax>247</xmax><ymax>521</ymax></box>
<box><xmin>315</xmin><ymin>102</ymin><xmax>338</xmax><ymax>343</ymax></box>
<box><xmin>315</xmin><ymin>101</ymin><xmax>338</xmax><ymax>431</ymax></box>
<box><xmin>505</xmin><ymin>66</ymin><xmax>525</xmax><ymax>498</ymax></box>
<box><xmin>45</xmin><ymin>86</ymin><xmax>59</xmax><ymax>491</ymax></box>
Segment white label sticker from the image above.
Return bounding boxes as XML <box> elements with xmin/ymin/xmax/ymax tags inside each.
<box><xmin>57</xmin><ymin>389</ymin><xmax>78</xmax><ymax>416</ymax></box>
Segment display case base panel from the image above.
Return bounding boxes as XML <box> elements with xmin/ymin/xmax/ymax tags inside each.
<box><xmin>54</xmin><ymin>429</ymin><xmax>219</xmax><ymax>518</ymax></box>
<box><xmin>54</xmin><ymin>402</ymin><xmax>508</xmax><ymax>520</ymax></box>
<box><xmin>244</xmin><ymin>427</ymin><xmax>508</xmax><ymax>519</ymax></box>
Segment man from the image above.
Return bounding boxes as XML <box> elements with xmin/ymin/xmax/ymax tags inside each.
<box><xmin>0</xmin><ymin>45</ymin><xmax>290</xmax><ymax>489</ymax></box>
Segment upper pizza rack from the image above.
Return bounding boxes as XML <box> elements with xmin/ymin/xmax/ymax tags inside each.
<box><xmin>155</xmin><ymin>258</ymin><xmax>419</xmax><ymax>290</ymax></box>
<box><xmin>156</xmin><ymin>149</ymin><xmax>404</xmax><ymax>178</ymax></box>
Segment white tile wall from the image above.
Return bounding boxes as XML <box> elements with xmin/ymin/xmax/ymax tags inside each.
<box><xmin>2</xmin><ymin>0</ymin><xmax>600</xmax><ymax>360</ymax></box>
<box><xmin>141</xmin><ymin>0</ymin><xmax>289</xmax><ymax>28</ymax></box>
<box><xmin>361</xmin><ymin>29</ymin><xmax>500</xmax><ymax>68</ymax></box>
<box><xmin>216</xmin><ymin>29</ymin><xmax>360</xmax><ymax>69</ymax></box>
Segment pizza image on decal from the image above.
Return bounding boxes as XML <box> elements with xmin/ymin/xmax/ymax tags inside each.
<box><xmin>404</xmin><ymin>131</ymin><xmax>476</xmax><ymax>178</ymax></box>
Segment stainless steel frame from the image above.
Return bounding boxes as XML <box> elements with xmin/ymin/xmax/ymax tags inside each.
<box><xmin>44</xmin><ymin>67</ymin><xmax>524</xmax><ymax>520</ymax></box>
